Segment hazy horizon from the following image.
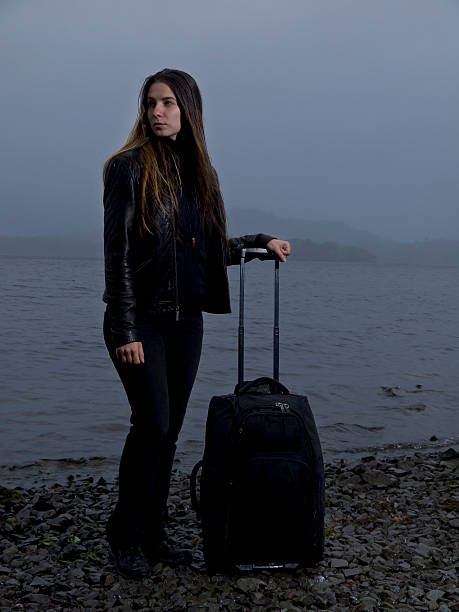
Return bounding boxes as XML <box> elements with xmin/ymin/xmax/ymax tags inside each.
<box><xmin>1</xmin><ymin>208</ymin><xmax>459</xmax><ymax>248</ymax></box>
<box><xmin>1</xmin><ymin>207</ymin><xmax>459</xmax><ymax>245</ymax></box>
<box><xmin>1</xmin><ymin>0</ymin><xmax>458</xmax><ymax>242</ymax></box>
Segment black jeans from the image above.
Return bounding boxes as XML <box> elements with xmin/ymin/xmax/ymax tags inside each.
<box><xmin>103</xmin><ymin>309</ymin><xmax>203</xmax><ymax>548</ymax></box>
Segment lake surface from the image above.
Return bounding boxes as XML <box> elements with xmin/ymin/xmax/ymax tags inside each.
<box><xmin>1</xmin><ymin>256</ymin><xmax>458</xmax><ymax>484</ymax></box>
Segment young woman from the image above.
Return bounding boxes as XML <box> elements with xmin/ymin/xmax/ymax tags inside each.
<box><xmin>103</xmin><ymin>69</ymin><xmax>290</xmax><ymax>578</ymax></box>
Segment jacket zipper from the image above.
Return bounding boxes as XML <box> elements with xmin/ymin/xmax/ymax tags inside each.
<box><xmin>134</xmin><ymin>257</ymin><xmax>153</xmax><ymax>273</ymax></box>
<box><xmin>172</xmin><ymin>216</ymin><xmax>180</xmax><ymax>321</ymax></box>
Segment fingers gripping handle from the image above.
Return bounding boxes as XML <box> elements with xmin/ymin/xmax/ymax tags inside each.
<box><xmin>238</xmin><ymin>248</ymin><xmax>280</xmax><ymax>385</ymax></box>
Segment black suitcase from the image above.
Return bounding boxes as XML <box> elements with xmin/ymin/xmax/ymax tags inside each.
<box><xmin>190</xmin><ymin>248</ymin><xmax>325</xmax><ymax>573</ymax></box>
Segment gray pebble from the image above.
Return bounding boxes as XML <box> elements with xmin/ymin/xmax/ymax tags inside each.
<box><xmin>414</xmin><ymin>543</ymin><xmax>432</xmax><ymax>558</ymax></box>
<box><xmin>235</xmin><ymin>577</ymin><xmax>266</xmax><ymax>592</ymax></box>
<box><xmin>427</xmin><ymin>589</ymin><xmax>445</xmax><ymax>603</ymax></box>
<box><xmin>343</xmin><ymin>567</ymin><xmax>361</xmax><ymax>578</ymax></box>
<box><xmin>330</xmin><ymin>558</ymin><xmax>348</xmax><ymax>568</ymax></box>
<box><xmin>21</xmin><ymin>593</ymin><xmax>50</xmax><ymax>604</ymax></box>
<box><xmin>47</xmin><ymin>512</ymin><xmax>73</xmax><ymax>530</ymax></box>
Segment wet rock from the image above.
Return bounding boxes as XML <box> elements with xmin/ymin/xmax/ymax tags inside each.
<box><xmin>330</xmin><ymin>558</ymin><xmax>348</xmax><ymax>568</ymax></box>
<box><xmin>48</xmin><ymin>512</ymin><xmax>73</xmax><ymax>530</ymax></box>
<box><xmin>0</xmin><ymin>596</ymin><xmax>13</xmax><ymax>612</ymax></box>
<box><xmin>30</xmin><ymin>576</ymin><xmax>52</xmax><ymax>590</ymax></box>
<box><xmin>28</xmin><ymin>561</ymin><xmax>54</xmax><ymax>575</ymax></box>
<box><xmin>414</xmin><ymin>543</ymin><xmax>432</xmax><ymax>558</ymax></box>
<box><xmin>68</xmin><ymin>567</ymin><xmax>85</xmax><ymax>580</ymax></box>
<box><xmin>343</xmin><ymin>567</ymin><xmax>361</xmax><ymax>578</ymax></box>
<box><xmin>399</xmin><ymin>561</ymin><xmax>410</xmax><ymax>570</ymax></box>
<box><xmin>14</xmin><ymin>506</ymin><xmax>32</xmax><ymax>528</ymax></box>
<box><xmin>235</xmin><ymin>577</ymin><xmax>266</xmax><ymax>592</ymax></box>
<box><xmin>408</xmin><ymin>586</ymin><xmax>424</xmax><ymax>598</ymax></box>
<box><xmin>83</xmin><ymin>599</ymin><xmax>102</xmax><ymax>608</ymax></box>
<box><xmin>361</xmin><ymin>455</ymin><xmax>376</xmax><ymax>463</ymax></box>
<box><xmin>440</xmin><ymin>448</ymin><xmax>458</xmax><ymax>460</ymax></box>
<box><xmin>21</xmin><ymin>593</ymin><xmax>50</xmax><ymax>604</ymax></box>
<box><xmin>1</xmin><ymin>545</ymin><xmax>19</xmax><ymax>563</ymax></box>
<box><xmin>387</xmin><ymin>466</ymin><xmax>411</xmax><ymax>477</ymax></box>
<box><xmin>427</xmin><ymin>589</ymin><xmax>445</xmax><ymax>603</ymax></box>
<box><xmin>356</xmin><ymin>597</ymin><xmax>379</xmax><ymax>611</ymax></box>
<box><xmin>61</xmin><ymin>542</ymin><xmax>86</xmax><ymax>559</ymax></box>
<box><xmin>361</xmin><ymin>469</ymin><xmax>397</xmax><ymax>488</ymax></box>
<box><xmin>32</xmin><ymin>494</ymin><xmax>56</xmax><ymax>512</ymax></box>
<box><xmin>407</xmin><ymin>403</ymin><xmax>427</xmax><ymax>411</ymax></box>
<box><xmin>381</xmin><ymin>386</ymin><xmax>403</xmax><ymax>397</ymax></box>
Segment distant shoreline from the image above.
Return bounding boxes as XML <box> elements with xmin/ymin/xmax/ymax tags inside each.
<box><xmin>1</xmin><ymin>235</ymin><xmax>459</xmax><ymax>266</ymax></box>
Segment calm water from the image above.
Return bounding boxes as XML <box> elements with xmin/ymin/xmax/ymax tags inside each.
<box><xmin>1</xmin><ymin>256</ymin><xmax>458</xmax><ymax>483</ymax></box>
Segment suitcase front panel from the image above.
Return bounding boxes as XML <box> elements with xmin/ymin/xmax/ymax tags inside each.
<box><xmin>227</xmin><ymin>455</ymin><xmax>313</xmax><ymax>565</ymax></box>
<box><xmin>236</xmin><ymin>410</ymin><xmax>306</xmax><ymax>453</ymax></box>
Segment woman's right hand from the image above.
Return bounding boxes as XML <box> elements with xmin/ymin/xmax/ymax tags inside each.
<box><xmin>115</xmin><ymin>341</ymin><xmax>145</xmax><ymax>365</ymax></box>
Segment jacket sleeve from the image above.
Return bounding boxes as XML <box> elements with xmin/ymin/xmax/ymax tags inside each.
<box><xmin>103</xmin><ymin>155</ymin><xmax>140</xmax><ymax>348</ymax></box>
<box><xmin>226</xmin><ymin>233</ymin><xmax>275</xmax><ymax>266</ymax></box>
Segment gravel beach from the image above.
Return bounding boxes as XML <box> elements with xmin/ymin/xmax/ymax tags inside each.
<box><xmin>0</xmin><ymin>449</ymin><xmax>457</xmax><ymax>611</ymax></box>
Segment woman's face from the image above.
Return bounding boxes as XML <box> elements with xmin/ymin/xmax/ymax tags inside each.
<box><xmin>146</xmin><ymin>82</ymin><xmax>181</xmax><ymax>141</ymax></box>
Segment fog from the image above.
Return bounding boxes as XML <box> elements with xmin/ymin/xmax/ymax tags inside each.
<box><xmin>1</xmin><ymin>0</ymin><xmax>458</xmax><ymax>241</ymax></box>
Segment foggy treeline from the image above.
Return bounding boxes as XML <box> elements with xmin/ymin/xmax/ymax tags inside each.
<box><xmin>1</xmin><ymin>209</ymin><xmax>458</xmax><ymax>266</ymax></box>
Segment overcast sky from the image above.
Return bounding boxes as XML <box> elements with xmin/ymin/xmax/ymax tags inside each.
<box><xmin>1</xmin><ymin>0</ymin><xmax>458</xmax><ymax>241</ymax></box>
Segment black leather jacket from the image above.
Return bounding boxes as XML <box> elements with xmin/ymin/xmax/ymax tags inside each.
<box><xmin>103</xmin><ymin>146</ymin><xmax>274</xmax><ymax>347</ymax></box>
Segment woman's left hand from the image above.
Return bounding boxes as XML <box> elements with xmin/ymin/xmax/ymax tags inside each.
<box><xmin>266</xmin><ymin>239</ymin><xmax>291</xmax><ymax>262</ymax></box>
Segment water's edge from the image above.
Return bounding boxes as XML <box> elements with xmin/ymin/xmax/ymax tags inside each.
<box><xmin>1</xmin><ymin>437</ymin><xmax>458</xmax><ymax>489</ymax></box>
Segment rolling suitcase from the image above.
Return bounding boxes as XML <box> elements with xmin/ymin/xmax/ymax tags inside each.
<box><xmin>190</xmin><ymin>248</ymin><xmax>325</xmax><ymax>573</ymax></box>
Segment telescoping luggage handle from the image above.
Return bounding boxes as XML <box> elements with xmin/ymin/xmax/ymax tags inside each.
<box><xmin>239</xmin><ymin>248</ymin><xmax>280</xmax><ymax>385</ymax></box>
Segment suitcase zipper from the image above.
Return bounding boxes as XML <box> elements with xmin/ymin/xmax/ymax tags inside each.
<box><xmin>274</xmin><ymin>401</ymin><xmax>290</xmax><ymax>413</ymax></box>
<box><xmin>237</xmin><ymin>409</ymin><xmax>299</xmax><ymax>436</ymax></box>
<box><xmin>238</xmin><ymin>408</ymin><xmax>299</xmax><ymax>427</ymax></box>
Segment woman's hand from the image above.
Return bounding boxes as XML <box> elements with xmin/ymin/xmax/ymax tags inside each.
<box><xmin>266</xmin><ymin>239</ymin><xmax>291</xmax><ymax>262</ymax></box>
<box><xmin>115</xmin><ymin>341</ymin><xmax>145</xmax><ymax>365</ymax></box>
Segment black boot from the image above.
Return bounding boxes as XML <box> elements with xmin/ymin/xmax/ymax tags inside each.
<box><xmin>107</xmin><ymin>512</ymin><xmax>150</xmax><ymax>579</ymax></box>
<box><xmin>142</xmin><ymin>538</ymin><xmax>193</xmax><ymax>567</ymax></box>
<box><xmin>141</xmin><ymin>510</ymin><xmax>192</xmax><ymax>566</ymax></box>
<box><xmin>110</xmin><ymin>543</ymin><xmax>151</xmax><ymax>579</ymax></box>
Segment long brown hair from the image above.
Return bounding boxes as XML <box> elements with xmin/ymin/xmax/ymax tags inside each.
<box><xmin>104</xmin><ymin>69</ymin><xmax>226</xmax><ymax>239</ymax></box>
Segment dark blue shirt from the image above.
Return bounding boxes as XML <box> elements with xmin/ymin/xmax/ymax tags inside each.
<box><xmin>175</xmin><ymin>152</ymin><xmax>207</xmax><ymax>313</ymax></box>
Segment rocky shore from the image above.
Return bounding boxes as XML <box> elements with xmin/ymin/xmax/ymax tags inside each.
<box><xmin>0</xmin><ymin>449</ymin><xmax>457</xmax><ymax>611</ymax></box>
